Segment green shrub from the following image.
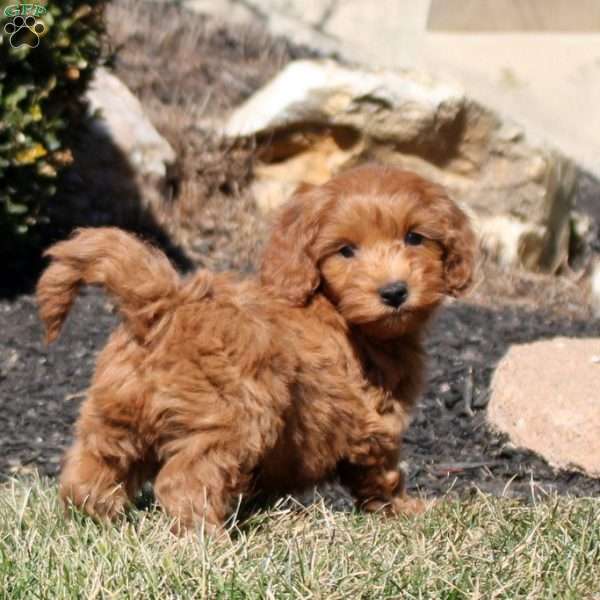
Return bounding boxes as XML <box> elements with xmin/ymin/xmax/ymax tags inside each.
<box><xmin>0</xmin><ymin>0</ymin><xmax>107</xmax><ymax>263</ymax></box>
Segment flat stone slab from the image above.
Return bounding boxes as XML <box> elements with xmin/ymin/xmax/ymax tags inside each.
<box><xmin>488</xmin><ymin>337</ymin><xmax>600</xmax><ymax>477</ymax></box>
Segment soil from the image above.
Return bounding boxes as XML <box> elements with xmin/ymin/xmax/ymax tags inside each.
<box><xmin>1</xmin><ymin>0</ymin><xmax>599</xmax><ymax>509</ymax></box>
<box><xmin>2</xmin><ymin>286</ymin><xmax>599</xmax><ymax>502</ymax></box>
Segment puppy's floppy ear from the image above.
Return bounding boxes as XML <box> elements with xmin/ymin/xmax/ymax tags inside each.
<box><xmin>441</xmin><ymin>202</ymin><xmax>477</xmax><ymax>297</ymax></box>
<box><xmin>260</xmin><ymin>182</ymin><xmax>329</xmax><ymax>306</ymax></box>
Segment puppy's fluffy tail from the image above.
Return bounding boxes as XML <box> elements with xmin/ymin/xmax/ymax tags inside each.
<box><xmin>37</xmin><ymin>227</ymin><xmax>180</xmax><ymax>343</ymax></box>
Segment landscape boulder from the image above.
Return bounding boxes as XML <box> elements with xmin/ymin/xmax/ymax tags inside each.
<box><xmin>488</xmin><ymin>337</ymin><xmax>600</xmax><ymax>477</ymax></box>
<box><xmin>224</xmin><ymin>59</ymin><xmax>577</xmax><ymax>273</ymax></box>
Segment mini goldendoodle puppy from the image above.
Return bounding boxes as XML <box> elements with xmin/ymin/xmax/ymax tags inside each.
<box><xmin>37</xmin><ymin>164</ymin><xmax>476</xmax><ymax>534</ymax></box>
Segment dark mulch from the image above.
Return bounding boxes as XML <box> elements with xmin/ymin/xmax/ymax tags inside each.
<box><xmin>1</xmin><ymin>0</ymin><xmax>599</xmax><ymax>508</ymax></box>
<box><xmin>2</xmin><ymin>286</ymin><xmax>599</xmax><ymax>501</ymax></box>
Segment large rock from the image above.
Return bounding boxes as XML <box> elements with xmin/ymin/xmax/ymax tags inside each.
<box><xmin>179</xmin><ymin>0</ymin><xmax>600</xmax><ymax>180</ymax></box>
<box><xmin>224</xmin><ymin>60</ymin><xmax>576</xmax><ymax>272</ymax></box>
<box><xmin>86</xmin><ymin>68</ymin><xmax>176</xmax><ymax>178</ymax></box>
<box><xmin>488</xmin><ymin>337</ymin><xmax>600</xmax><ymax>477</ymax></box>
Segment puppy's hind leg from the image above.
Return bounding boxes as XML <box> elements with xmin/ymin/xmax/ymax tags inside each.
<box><xmin>154</xmin><ymin>440</ymin><xmax>244</xmax><ymax>536</ymax></box>
<box><xmin>60</xmin><ymin>441</ymin><xmax>129</xmax><ymax>520</ymax></box>
<box><xmin>59</xmin><ymin>420</ymin><xmax>142</xmax><ymax>521</ymax></box>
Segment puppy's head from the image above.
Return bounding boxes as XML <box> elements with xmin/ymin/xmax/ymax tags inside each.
<box><xmin>260</xmin><ymin>164</ymin><xmax>476</xmax><ymax>339</ymax></box>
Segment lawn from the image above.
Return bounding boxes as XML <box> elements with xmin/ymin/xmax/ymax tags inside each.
<box><xmin>0</xmin><ymin>478</ymin><xmax>598</xmax><ymax>599</ymax></box>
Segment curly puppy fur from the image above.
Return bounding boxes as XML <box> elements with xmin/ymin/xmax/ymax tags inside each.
<box><xmin>37</xmin><ymin>164</ymin><xmax>476</xmax><ymax>534</ymax></box>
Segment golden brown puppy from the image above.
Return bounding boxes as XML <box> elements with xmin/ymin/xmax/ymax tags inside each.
<box><xmin>37</xmin><ymin>164</ymin><xmax>476</xmax><ymax>534</ymax></box>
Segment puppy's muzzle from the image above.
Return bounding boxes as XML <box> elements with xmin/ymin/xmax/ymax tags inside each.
<box><xmin>378</xmin><ymin>281</ymin><xmax>409</xmax><ymax>308</ymax></box>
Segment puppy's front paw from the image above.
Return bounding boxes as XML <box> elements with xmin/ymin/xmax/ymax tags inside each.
<box><xmin>389</xmin><ymin>494</ymin><xmax>433</xmax><ymax>516</ymax></box>
<box><xmin>362</xmin><ymin>494</ymin><xmax>433</xmax><ymax>516</ymax></box>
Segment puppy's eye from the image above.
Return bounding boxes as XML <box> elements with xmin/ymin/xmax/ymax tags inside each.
<box><xmin>339</xmin><ymin>245</ymin><xmax>356</xmax><ymax>258</ymax></box>
<box><xmin>405</xmin><ymin>232</ymin><xmax>424</xmax><ymax>246</ymax></box>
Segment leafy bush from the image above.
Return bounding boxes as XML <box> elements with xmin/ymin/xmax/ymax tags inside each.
<box><xmin>0</xmin><ymin>0</ymin><xmax>107</xmax><ymax>263</ymax></box>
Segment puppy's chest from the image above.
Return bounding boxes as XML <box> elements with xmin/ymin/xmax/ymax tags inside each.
<box><xmin>290</xmin><ymin>345</ymin><xmax>404</xmax><ymax>444</ymax></box>
<box><xmin>293</xmin><ymin>333</ymin><xmax>409</xmax><ymax>416</ymax></box>
<box><xmin>255</xmin><ymin>355</ymin><xmax>405</xmax><ymax>492</ymax></box>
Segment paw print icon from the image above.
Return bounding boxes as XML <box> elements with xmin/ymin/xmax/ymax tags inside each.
<box><xmin>4</xmin><ymin>15</ymin><xmax>46</xmax><ymax>49</ymax></box>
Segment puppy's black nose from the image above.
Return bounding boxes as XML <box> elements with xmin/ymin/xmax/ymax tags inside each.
<box><xmin>379</xmin><ymin>281</ymin><xmax>409</xmax><ymax>308</ymax></box>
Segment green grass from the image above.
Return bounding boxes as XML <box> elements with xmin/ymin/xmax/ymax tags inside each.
<box><xmin>0</xmin><ymin>478</ymin><xmax>599</xmax><ymax>599</ymax></box>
